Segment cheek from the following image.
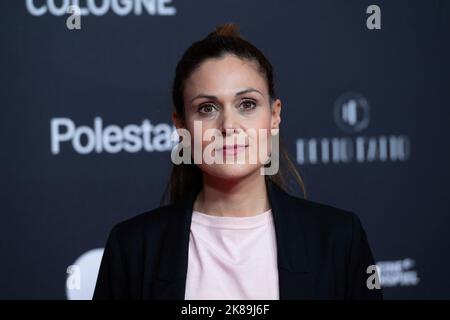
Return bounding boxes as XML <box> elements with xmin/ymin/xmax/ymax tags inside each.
<box><xmin>185</xmin><ymin>121</ymin><xmax>218</xmax><ymax>153</ymax></box>
<box><xmin>246</xmin><ymin>116</ymin><xmax>272</xmax><ymax>147</ymax></box>
<box><xmin>249</xmin><ymin>109</ymin><xmax>272</xmax><ymax>132</ymax></box>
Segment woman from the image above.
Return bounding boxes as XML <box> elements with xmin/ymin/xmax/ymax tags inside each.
<box><xmin>93</xmin><ymin>23</ymin><xmax>383</xmax><ymax>300</ymax></box>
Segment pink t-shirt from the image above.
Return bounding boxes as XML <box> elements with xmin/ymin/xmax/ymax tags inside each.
<box><xmin>184</xmin><ymin>208</ymin><xmax>279</xmax><ymax>300</ymax></box>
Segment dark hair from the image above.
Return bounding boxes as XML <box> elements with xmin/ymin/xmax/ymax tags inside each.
<box><xmin>161</xmin><ymin>22</ymin><xmax>307</xmax><ymax>205</ymax></box>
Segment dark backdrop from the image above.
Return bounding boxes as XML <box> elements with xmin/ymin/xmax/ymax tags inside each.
<box><xmin>1</xmin><ymin>0</ymin><xmax>449</xmax><ymax>299</ymax></box>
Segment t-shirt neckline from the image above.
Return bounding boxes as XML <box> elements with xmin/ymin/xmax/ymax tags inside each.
<box><xmin>191</xmin><ymin>208</ymin><xmax>272</xmax><ymax>229</ymax></box>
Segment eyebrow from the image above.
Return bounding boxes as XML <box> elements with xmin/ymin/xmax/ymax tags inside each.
<box><xmin>189</xmin><ymin>88</ymin><xmax>264</xmax><ymax>103</ymax></box>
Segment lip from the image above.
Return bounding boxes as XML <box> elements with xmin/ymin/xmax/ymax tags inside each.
<box><xmin>219</xmin><ymin>144</ymin><xmax>248</xmax><ymax>156</ymax></box>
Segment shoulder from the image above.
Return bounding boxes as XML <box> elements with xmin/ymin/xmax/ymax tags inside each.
<box><xmin>285</xmin><ymin>193</ymin><xmax>364</xmax><ymax>242</ymax></box>
<box><xmin>285</xmin><ymin>195</ymin><xmax>381</xmax><ymax>299</ymax></box>
<box><xmin>106</xmin><ymin>202</ymin><xmax>180</xmax><ymax>247</ymax></box>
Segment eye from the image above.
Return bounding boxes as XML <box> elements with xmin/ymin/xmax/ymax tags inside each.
<box><xmin>239</xmin><ymin>99</ymin><xmax>257</xmax><ymax>112</ymax></box>
<box><xmin>198</xmin><ymin>103</ymin><xmax>217</xmax><ymax>115</ymax></box>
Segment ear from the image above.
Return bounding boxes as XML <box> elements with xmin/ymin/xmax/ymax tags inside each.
<box><xmin>172</xmin><ymin>111</ymin><xmax>184</xmax><ymax>129</ymax></box>
<box><xmin>271</xmin><ymin>99</ymin><xmax>282</xmax><ymax>130</ymax></box>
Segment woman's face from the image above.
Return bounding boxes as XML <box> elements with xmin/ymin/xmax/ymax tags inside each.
<box><xmin>173</xmin><ymin>54</ymin><xmax>281</xmax><ymax>181</ymax></box>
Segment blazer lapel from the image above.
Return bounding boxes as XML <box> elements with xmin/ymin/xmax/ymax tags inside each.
<box><xmin>266</xmin><ymin>179</ymin><xmax>315</xmax><ymax>299</ymax></box>
<box><xmin>147</xmin><ymin>185</ymin><xmax>198</xmax><ymax>300</ymax></box>
<box><xmin>148</xmin><ymin>178</ymin><xmax>314</xmax><ymax>300</ymax></box>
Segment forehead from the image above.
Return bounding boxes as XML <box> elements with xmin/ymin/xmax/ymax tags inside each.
<box><xmin>184</xmin><ymin>55</ymin><xmax>267</xmax><ymax>98</ymax></box>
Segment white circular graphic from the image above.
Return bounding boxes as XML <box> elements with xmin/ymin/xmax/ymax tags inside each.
<box><xmin>333</xmin><ymin>92</ymin><xmax>370</xmax><ymax>133</ymax></box>
<box><xmin>66</xmin><ymin>248</ymin><xmax>104</xmax><ymax>300</ymax></box>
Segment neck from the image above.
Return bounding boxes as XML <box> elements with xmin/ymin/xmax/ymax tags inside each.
<box><xmin>193</xmin><ymin>170</ymin><xmax>271</xmax><ymax>217</ymax></box>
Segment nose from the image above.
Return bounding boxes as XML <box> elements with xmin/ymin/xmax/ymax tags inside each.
<box><xmin>220</xmin><ymin>107</ymin><xmax>239</xmax><ymax>135</ymax></box>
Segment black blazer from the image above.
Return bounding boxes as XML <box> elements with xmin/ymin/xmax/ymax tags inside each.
<box><xmin>93</xmin><ymin>179</ymin><xmax>383</xmax><ymax>300</ymax></box>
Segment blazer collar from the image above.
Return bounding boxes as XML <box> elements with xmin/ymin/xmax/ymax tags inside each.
<box><xmin>147</xmin><ymin>178</ymin><xmax>313</xmax><ymax>300</ymax></box>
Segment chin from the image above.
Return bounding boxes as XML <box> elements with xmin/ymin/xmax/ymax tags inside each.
<box><xmin>198</xmin><ymin>163</ymin><xmax>263</xmax><ymax>181</ymax></box>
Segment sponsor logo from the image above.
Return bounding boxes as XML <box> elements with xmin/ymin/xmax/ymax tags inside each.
<box><xmin>377</xmin><ymin>258</ymin><xmax>420</xmax><ymax>287</ymax></box>
<box><xmin>26</xmin><ymin>0</ymin><xmax>176</xmax><ymax>16</ymax></box>
<box><xmin>297</xmin><ymin>92</ymin><xmax>411</xmax><ymax>165</ymax></box>
<box><xmin>50</xmin><ymin>117</ymin><xmax>175</xmax><ymax>154</ymax></box>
